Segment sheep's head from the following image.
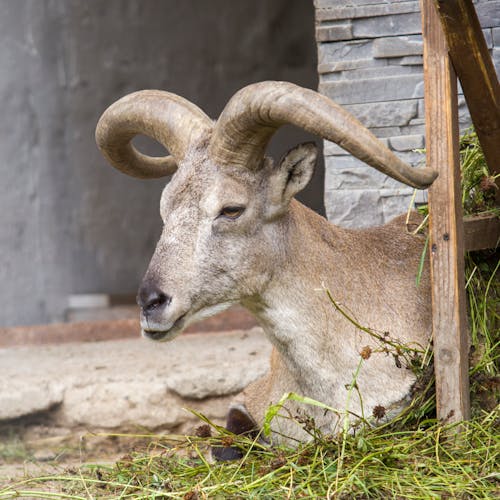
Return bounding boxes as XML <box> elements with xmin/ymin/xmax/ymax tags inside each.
<box><xmin>96</xmin><ymin>82</ymin><xmax>437</xmax><ymax>341</ymax></box>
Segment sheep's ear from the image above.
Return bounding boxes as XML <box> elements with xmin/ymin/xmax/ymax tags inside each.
<box><xmin>265</xmin><ymin>142</ymin><xmax>317</xmax><ymax>220</ymax></box>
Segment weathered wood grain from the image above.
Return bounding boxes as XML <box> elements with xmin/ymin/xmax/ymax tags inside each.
<box><xmin>421</xmin><ymin>0</ymin><xmax>471</xmax><ymax>423</ymax></box>
<box><xmin>463</xmin><ymin>213</ymin><xmax>500</xmax><ymax>252</ymax></box>
<box><xmin>433</xmin><ymin>0</ymin><xmax>500</xmax><ymax>199</ymax></box>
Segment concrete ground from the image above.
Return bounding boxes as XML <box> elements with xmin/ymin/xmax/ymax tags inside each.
<box><xmin>0</xmin><ymin>324</ymin><xmax>271</xmax><ymax>481</ymax></box>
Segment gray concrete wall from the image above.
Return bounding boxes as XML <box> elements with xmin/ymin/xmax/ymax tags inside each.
<box><xmin>0</xmin><ymin>0</ymin><xmax>319</xmax><ymax>327</ymax></box>
<box><xmin>315</xmin><ymin>0</ymin><xmax>500</xmax><ymax>228</ymax></box>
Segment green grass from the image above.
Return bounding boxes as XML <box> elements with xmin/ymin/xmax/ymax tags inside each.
<box><xmin>1</xmin><ymin>407</ymin><xmax>498</xmax><ymax>499</ymax></box>
<box><xmin>1</xmin><ymin>130</ymin><xmax>498</xmax><ymax>499</ymax></box>
<box><xmin>459</xmin><ymin>129</ymin><xmax>499</xmax><ymax>217</ymax></box>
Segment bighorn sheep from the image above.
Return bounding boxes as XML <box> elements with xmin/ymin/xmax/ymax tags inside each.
<box><xmin>96</xmin><ymin>81</ymin><xmax>436</xmax><ymax>446</ymax></box>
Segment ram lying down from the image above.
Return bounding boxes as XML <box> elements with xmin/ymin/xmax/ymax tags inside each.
<box><xmin>96</xmin><ymin>81</ymin><xmax>436</xmax><ymax>452</ymax></box>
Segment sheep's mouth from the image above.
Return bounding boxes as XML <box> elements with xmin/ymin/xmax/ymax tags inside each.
<box><xmin>142</xmin><ymin>313</ymin><xmax>187</xmax><ymax>341</ymax></box>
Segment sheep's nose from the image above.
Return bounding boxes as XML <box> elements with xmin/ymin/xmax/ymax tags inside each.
<box><xmin>137</xmin><ymin>283</ymin><xmax>171</xmax><ymax>315</ymax></box>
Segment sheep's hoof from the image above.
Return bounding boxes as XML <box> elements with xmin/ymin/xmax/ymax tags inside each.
<box><xmin>211</xmin><ymin>405</ymin><xmax>259</xmax><ymax>462</ymax></box>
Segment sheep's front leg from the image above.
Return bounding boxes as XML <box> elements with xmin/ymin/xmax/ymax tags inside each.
<box><xmin>212</xmin><ymin>349</ymin><xmax>299</xmax><ymax>460</ymax></box>
<box><xmin>211</xmin><ymin>403</ymin><xmax>260</xmax><ymax>461</ymax></box>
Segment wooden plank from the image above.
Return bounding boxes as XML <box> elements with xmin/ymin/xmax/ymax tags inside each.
<box><xmin>463</xmin><ymin>214</ymin><xmax>500</xmax><ymax>252</ymax></box>
<box><xmin>421</xmin><ymin>0</ymin><xmax>471</xmax><ymax>423</ymax></box>
<box><xmin>433</xmin><ymin>0</ymin><xmax>500</xmax><ymax>192</ymax></box>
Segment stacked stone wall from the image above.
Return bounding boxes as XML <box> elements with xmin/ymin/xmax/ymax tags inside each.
<box><xmin>315</xmin><ymin>0</ymin><xmax>500</xmax><ymax>227</ymax></box>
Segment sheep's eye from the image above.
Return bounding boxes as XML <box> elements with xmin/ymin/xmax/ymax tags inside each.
<box><xmin>219</xmin><ymin>206</ymin><xmax>245</xmax><ymax>219</ymax></box>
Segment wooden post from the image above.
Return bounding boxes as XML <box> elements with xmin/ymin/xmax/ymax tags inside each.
<box><xmin>421</xmin><ymin>0</ymin><xmax>470</xmax><ymax>423</ymax></box>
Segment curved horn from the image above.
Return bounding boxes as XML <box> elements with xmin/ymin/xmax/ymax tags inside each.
<box><xmin>210</xmin><ymin>81</ymin><xmax>437</xmax><ymax>189</ymax></box>
<box><xmin>96</xmin><ymin>90</ymin><xmax>212</xmax><ymax>179</ymax></box>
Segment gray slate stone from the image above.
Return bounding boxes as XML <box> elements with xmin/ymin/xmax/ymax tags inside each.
<box><xmin>325</xmin><ymin>162</ymin><xmax>404</xmax><ymax>190</ymax></box>
<box><xmin>316</xmin><ymin>0</ymin><xmax>500</xmax><ymax>230</ymax></box>
<box><xmin>477</xmin><ymin>2</ymin><xmax>500</xmax><ymax>29</ymax></box>
<box><xmin>315</xmin><ymin>1</ymin><xmax>420</xmax><ymax>22</ymax></box>
<box><xmin>325</xmin><ymin>188</ymin><xmax>415</xmax><ymax>228</ymax></box>
<box><xmin>412</xmin><ymin>81</ymin><xmax>425</xmax><ymax>99</ymax></box>
<box><xmin>320</xmin><ymin>74</ymin><xmax>423</xmax><ymax>104</ymax></box>
<box><xmin>389</xmin><ymin>134</ymin><xmax>425</xmax><ymax>152</ymax></box>
<box><xmin>324</xmin><ymin>144</ymin><xmax>423</xmax><ymax>166</ymax></box>
<box><xmin>353</xmin><ymin>12</ymin><xmax>422</xmax><ymax>39</ymax></box>
<box><xmin>369</xmin><ymin>126</ymin><xmax>405</xmax><ymax>138</ymax></box>
<box><xmin>408</xmin><ymin>118</ymin><xmax>425</xmax><ymax>127</ymax></box>
<box><xmin>417</xmin><ymin>99</ymin><xmax>425</xmax><ymax>118</ymax></box>
<box><xmin>316</xmin><ymin>24</ymin><xmax>353</xmax><ymax>42</ymax></box>
<box><xmin>400</xmin><ymin>55</ymin><xmax>423</xmax><ymax>66</ymax></box>
<box><xmin>457</xmin><ymin>96</ymin><xmax>473</xmax><ymax>128</ymax></box>
<box><xmin>373</xmin><ymin>36</ymin><xmax>422</xmax><ymax>58</ymax></box>
<box><xmin>318</xmin><ymin>39</ymin><xmax>373</xmax><ymax>66</ymax></box>
<box><xmin>493</xmin><ymin>27</ymin><xmax>500</xmax><ymax>46</ymax></box>
<box><xmin>493</xmin><ymin>49</ymin><xmax>500</xmax><ymax>79</ymax></box>
<box><xmin>345</xmin><ymin>100</ymin><xmax>418</xmax><ymax>127</ymax></box>
<box><xmin>482</xmin><ymin>28</ymin><xmax>493</xmax><ymax>48</ymax></box>
<box><xmin>315</xmin><ymin>0</ymin><xmax>408</xmax><ymax>8</ymax></box>
<box><xmin>325</xmin><ymin>151</ymin><xmax>424</xmax><ymax>191</ymax></box>
<box><xmin>390</xmin><ymin>150</ymin><xmax>426</xmax><ymax>166</ymax></box>
<box><xmin>325</xmin><ymin>189</ymin><xmax>384</xmax><ymax>228</ymax></box>
<box><xmin>337</xmin><ymin>65</ymin><xmax>422</xmax><ymax>82</ymax></box>
<box><xmin>402</xmin><ymin>121</ymin><xmax>426</xmax><ymax>136</ymax></box>
<box><xmin>318</xmin><ymin>58</ymin><xmax>386</xmax><ymax>75</ymax></box>
<box><xmin>380</xmin><ymin>191</ymin><xmax>416</xmax><ymax>223</ymax></box>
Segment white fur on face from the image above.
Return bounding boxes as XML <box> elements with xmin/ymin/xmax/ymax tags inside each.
<box><xmin>142</xmin><ymin>160</ymin><xmax>272</xmax><ymax>340</ymax></box>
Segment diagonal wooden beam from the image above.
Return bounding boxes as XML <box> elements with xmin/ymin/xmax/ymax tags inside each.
<box><xmin>433</xmin><ymin>0</ymin><xmax>500</xmax><ymax>188</ymax></box>
<box><xmin>421</xmin><ymin>0</ymin><xmax>471</xmax><ymax>424</ymax></box>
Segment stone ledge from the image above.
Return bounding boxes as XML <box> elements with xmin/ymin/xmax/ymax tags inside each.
<box><xmin>318</xmin><ymin>57</ymin><xmax>385</xmax><ymax>74</ymax></box>
<box><xmin>318</xmin><ymin>39</ymin><xmax>374</xmax><ymax>66</ymax></box>
<box><xmin>321</xmin><ymin>64</ymin><xmax>422</xmax><ymax>82</ymax></box>
<box><xmin>493</xmin><ymin>27</ymin><xmax>500</xmax><ymax>46</ymax></box>
<box><xmin>320</xmin><ymin>74</ymin><xmax>423</xmax><ymax>104</ymax></box>
<box><xmin>315</xmin><ymin>1</ymin><xmax>420</xmax><ymax>22</ymax></box>
<box><xmin>325</xmin><ymin>164</ymin><xmax>403</xmax><ymax>190</ymax></box>
<box><xmin>400</xmin><ymin>55</ymin><xmax>423</xmax><ymax>66</ymax></box>
<box><xmin>373</xmin><ymin>36</ymin><xmax>423</xmax><ymax>58</ymax></box>
<box><xmin>388</xmin><ymin>134</ymin><xmax>425</xmax><ymax>152</ymax></box>
<box><xmin>0</xmin><ymin>328</ymin><xmax>271</xmax><ymax>430</ymax></box>
<box><xmin>345</xmin><ymin>100</ymin><xmax>419</xmax><ymax>128</ymax></box>
<box><xmin>353</xmin><ymin>12</ymin><xmax>422</xmax><ymax>39</ymax></box>
<box><xmin>477</xmin><ymin>1</ymin><xmax>500</xmax><ymax>29</ymax></box>
<box><xmin>0</xmin><ymin>380</ymin><xmax>64</xmax><ymax>421</ymax></box>
<box><xmin>316</xmin><ymin>1</ymin><xmax>500</xmax><ymax>31</ymax></box>
<box><xmin>325</xmin><ymin>150</ymin><xmax>424</xmax><ymax>166</ymax></box>
<box><xmin>0</xmin><ymin>305</ymin><xmax>257</xmax><ymax>347</ymax></box>
<box><xmin>316</xmin><ymin>24</ymin><xmax>353</xmax><ymax>42</ymax></box>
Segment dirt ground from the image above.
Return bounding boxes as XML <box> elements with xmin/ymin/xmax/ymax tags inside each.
<box><xmin>0</xmin><ymin>326</ymin><xmax>271</xmax><ymax>486</ymax></box>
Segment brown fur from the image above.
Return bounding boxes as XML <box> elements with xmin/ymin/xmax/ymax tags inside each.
<box><xmin>95</xmin><ymin>83</ymin><xmax>435</xmax><ymax>445</ymax></box>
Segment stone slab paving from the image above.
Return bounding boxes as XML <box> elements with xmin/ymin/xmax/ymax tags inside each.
<box><xmin>0</xmin><ymin>328</ymin><xmax>271</xmax><ymax>431</ymax></box>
